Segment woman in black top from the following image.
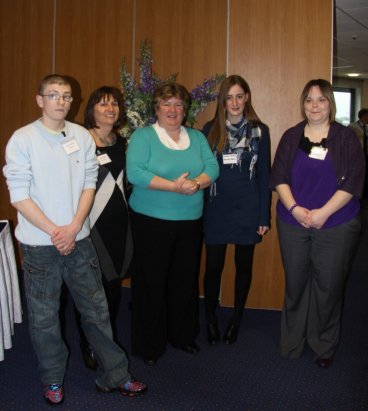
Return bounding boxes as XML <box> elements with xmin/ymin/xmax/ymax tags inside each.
<box><xmin>77</xmin><ymin>86</ymin><xmax>132</xmax><ymax>368</ymax></box>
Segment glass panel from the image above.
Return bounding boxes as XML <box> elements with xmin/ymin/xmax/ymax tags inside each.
<box><xmin>333</xmin><ymin>91</ymin><xmax>351</xmax><ymax>126</ymax></box>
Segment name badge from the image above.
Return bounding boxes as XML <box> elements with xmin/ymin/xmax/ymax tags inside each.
<box><xmin>309</xmin><ymin>146</ymin><xmax>328</xmax><ymax>160</ymax></box>
<box><xmin>223</xmin><ymin>153</ymin><xmax>238</xmax><ymax>165</ymax></box>
<box><xmin>62</xmin><ymin>139</ymin><xmax>80</xmax><ymax>154</ymax></box>
<box><xmin>97</xmin><ymin>153</ymin><xmax>112</xmax><ymax>165</ymax></box>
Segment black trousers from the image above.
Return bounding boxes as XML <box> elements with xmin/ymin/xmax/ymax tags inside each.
<box><xmin>130</xmin><ymin>212</ymin><xmax>202</xmax><ymax>359</ymax></box>
<box><xmin>204</xmin><ymin>243</ymin><xmax>255</xmax><ymax>325</ymax></box>
<box><xmin>363</xmin><ymin>155</ymin><xmax>368</xmax><ymax>197</ymax></box>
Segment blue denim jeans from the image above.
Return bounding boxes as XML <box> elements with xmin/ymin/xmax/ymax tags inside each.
<box><xmin>20</xmin><ymin>237</ymin><xmax>130</xmax><ymax>387</ymax></box>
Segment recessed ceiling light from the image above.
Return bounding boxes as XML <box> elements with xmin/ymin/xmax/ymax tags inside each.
<box><xmin>347</xmin><ymin>73</ymin><xmax>360</xmax><ymax>77</ymax></box>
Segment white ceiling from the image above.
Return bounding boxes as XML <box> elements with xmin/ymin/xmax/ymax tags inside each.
<box><xmin>334</xmin><ymin>0</ymin><xmax>368</xmax><ymax>79</ymax></box>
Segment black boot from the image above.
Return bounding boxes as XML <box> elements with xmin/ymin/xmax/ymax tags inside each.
<box><xmin>223</xmin><ymin>323</ymin><xmax>239</xmax><ymax>345</ymax></box>
<box><xmin>206</xmin><ymin>321</ymin><xmax>220</xmax><ymax>345</ymax></box>
<box><xmin>80</xmin><ymin>342</ymin><xmax>98</xmax><ymax>370</ymax></box>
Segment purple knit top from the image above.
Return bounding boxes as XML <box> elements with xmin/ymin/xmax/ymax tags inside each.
<box><xmin>277</xmin><ymin>148</ymin><xmax>360</xmax><ymax>228</ymax></box>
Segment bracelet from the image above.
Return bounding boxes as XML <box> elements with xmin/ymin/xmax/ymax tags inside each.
<box><xmin>194</xmin><ymin>179</ymin><xmax>201</xmax><ymax>191</ymax></box>
<box><xmin>289</xmin><ymin>203</ymin><xmax>298</xmax><ymax>214</ymax></box>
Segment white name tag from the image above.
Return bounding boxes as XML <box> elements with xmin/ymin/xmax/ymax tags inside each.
<box><xmin>62</xmin><ymin>139</ymin><xmax>80</xmax><ymax>154</ymax></box>
<box><xmin>97</xmin><ymin>153</ymin><xmax>112</xmax><ymax>165</ymax></box>
<box><xmin>223</xmin><ymin>153</ymin><xmax>238</xmax><ymax>164</ymax></box>
<box><xmin>309</xmin><ymin>146</ymin><xmax>328</xmax><ymax>160</ymax></box>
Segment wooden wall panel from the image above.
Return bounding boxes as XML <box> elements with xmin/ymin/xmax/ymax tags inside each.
<box><xmin>220</xmin><ymin>0</ymin><xmax>333</xmax><ymax>309</ymax></box>
<box><xmin>55</xmin><ymin>0</ymin><xmax>134</xmax><ymax>124</ymax></box>
<box><xmin>0</xmin><ymin>0</ymin><xmax>53</xmax><ymax>229</ymax></box>
<box><xmin>135</xmin><ymin>0</ymin><xmax>227</xmax><ymax>130</ymax></box>
<box><xmin>229</xmin><ymin>0</ymin><xmax>332</xmax><ymax>159</ymax></box>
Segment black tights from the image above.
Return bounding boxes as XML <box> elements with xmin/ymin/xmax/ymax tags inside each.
<box><xmin>204</xmin><ymin>243</ymin><xmax>255</xmax><ymax>325</ymax></box>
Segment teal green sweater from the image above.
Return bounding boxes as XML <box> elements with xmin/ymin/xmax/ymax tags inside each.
<box><xmin>126</xmin><ymin>126</ymin><xmax>219</xmax><ymax>220</ymax></box>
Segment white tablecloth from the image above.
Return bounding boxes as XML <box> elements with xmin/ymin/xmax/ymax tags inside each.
<box><xmin>0</xmin><ymin>220</ymin><xmax>22</xmax><ymax>361</ymax></box>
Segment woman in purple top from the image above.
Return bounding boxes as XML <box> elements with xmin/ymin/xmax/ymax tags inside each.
<box><xmin>270</xmin><ymin>79</ymin><xmax>365</xmax><ymax>368</ymax></box>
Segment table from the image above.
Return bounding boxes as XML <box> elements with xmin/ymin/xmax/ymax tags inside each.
<box><xmin>0</xmin><ymin>220</ymin><xmax>22</xmax><ymax>361</ymax></box>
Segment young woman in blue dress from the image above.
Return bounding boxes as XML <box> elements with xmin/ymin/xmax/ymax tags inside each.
<box><xmin>202</xmin><ymin>75</ymin><xmax>271</xmax><ymax>345</ymax></box>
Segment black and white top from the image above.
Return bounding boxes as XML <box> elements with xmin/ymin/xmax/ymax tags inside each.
<box><xmin>89</xmin><ymin>135</ymin><xmax>132</xmax><ymax>280</ymax></box>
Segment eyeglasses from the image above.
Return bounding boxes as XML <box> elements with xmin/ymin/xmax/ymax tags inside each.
<box><xmin>40</xmin><ymin>93</ymin><xmax>73</xmax><ymax>103</ymax></box>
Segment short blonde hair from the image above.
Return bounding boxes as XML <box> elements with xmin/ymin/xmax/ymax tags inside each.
<box><xmin>38</xmin><ymin>74</ymin><xmax>71</xmax><ymax>95</ymax></box>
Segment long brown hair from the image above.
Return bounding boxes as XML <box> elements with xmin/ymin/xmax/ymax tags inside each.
<box><xmin>208</xmin><ymin>75</ymin><xmax>261</xmax><ymax>152</ymax></box>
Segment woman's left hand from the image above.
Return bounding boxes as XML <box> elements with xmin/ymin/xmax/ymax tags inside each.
<box><xmin>309</xmin><ymin>209</ymin><xmax>329</xmax><ymax>229</ymax></box>
<box><xmin>257</xmin><ymin>226</ymin><xmax>269</xmax><ymax>236</ymax></box>
<box><xmin>178</xmin><ymin>178</ymin><xmax>200</xmax><ymax>195</ymax></box>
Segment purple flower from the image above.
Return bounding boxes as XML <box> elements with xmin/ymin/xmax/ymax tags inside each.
<box><xmin>120</xmin><ymin>40</ymin><xmax>225</xmax><ymax>137</ymax></box>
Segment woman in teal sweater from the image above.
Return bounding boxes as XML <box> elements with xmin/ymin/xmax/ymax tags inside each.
<box><xmin>127</xmin><ymin>82</ymin><xmax>219</xmax><ymax>366</ymax></box>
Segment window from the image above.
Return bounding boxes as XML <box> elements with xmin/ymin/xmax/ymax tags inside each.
<box><xmin>333</xmin><ymin>87</ymin><xmax>356</xmax><ymax>126</ymax></box>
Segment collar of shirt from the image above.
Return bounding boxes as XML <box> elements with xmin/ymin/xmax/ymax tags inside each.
<box><xmin>153</xmin><ymin>122</ymin><xmax>190</xmax><ymax>150</ymax></box>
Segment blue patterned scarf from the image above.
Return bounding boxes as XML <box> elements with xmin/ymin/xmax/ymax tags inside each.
<box><xmin>224</xmin><ymin>118</ymin><xmax>261</xmax><ymax>179</ymax></box>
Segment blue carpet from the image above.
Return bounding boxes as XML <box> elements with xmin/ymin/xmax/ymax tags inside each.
<box><xmin>1</xmin><ymin>211</ymin><xmax>368</xmax><ymax>410</ymax></box>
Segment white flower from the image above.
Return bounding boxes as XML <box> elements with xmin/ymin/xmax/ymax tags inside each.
<box><xmin>120</xmin><ymin>125</ymin><xmax>131</xmax><ymax>138</ymax></box>
<box><xmin>127</xmin><ymin>110</ymin><xmax>145</xmax><ymax>128</ymax></box>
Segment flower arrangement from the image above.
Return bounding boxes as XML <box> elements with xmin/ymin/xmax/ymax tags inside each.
<box><xmin>119</xmin><ymin>40</ymin><xmax>225</xmax><ymax>138</ymax></box>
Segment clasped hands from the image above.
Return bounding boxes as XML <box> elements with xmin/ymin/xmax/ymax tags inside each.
<box><xmin>173</xmin><ymin>172</ymin><xmax>200</xmax><ymax>195</ymax></box>
<box><xmin>292</xmin><ymin>206</ymin><xmax>328</xmax><ymax>229</ymax></box>
<box><xmin>51</xmin><ymin>225</ymin><xmax>78</xmax><ymax>256</ymax></box>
